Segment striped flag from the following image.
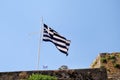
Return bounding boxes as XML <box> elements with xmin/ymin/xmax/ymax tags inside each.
<box><xmin>43</xmin><ymin>24</ymin><xmax>70</xmax><ymax>56</ymax></box>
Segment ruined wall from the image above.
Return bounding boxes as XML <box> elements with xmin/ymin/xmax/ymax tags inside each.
<box><xmin>90</xmin><ymin>52</ymin><xmax>120</xmax><ymax>80</ymax></box>
<box><xmin>0</xmin><ymin>68</ymin><xmax>107</xmax><ymax>80</ymax></box>
<box><xmin>90</xmin><ymin>54</ymin><xmax>101</xmax><ymax>68</ymax></box>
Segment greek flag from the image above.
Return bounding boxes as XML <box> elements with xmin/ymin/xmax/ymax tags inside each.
<box><xmin>43</xmin><ymin>24</ymin><xmax>70</xmax><ymax>56</ymax></box>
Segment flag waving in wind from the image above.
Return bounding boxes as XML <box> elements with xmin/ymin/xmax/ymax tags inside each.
<box><xmin>43</xmin><ymin>24</ymin><xmax>71</xmax><ymax>56</ymax></box>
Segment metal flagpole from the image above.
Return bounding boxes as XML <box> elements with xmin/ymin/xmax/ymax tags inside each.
<box><xmin>37</xmin><ymin>17</ymin><xmax>44</xmax><ymax>70</ymax></box>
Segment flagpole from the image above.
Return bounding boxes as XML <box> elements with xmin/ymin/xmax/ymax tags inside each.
<box><xmin>37</xmin><ymin>17</ymin><xmax>44</xmax><ymax>70</ymax></box>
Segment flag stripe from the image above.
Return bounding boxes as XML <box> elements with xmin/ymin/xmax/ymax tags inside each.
<box><xmin>53</xmin><ymin>35</ymin><xmax>68</xmax><ymax>43</ymax></box>
<box><xmin>54</xmin><ymin>32</ymin><xmax>66</xmax><ymax>40</ymax></box>
<box><xmin>53</xmin><ymin>40</ymin><xmax>68</xmax><ymax>49</ymax></box>
<box><xmin>43</xmin><ymin>35</ymin><xmax>52</xmax><ymax>42</ymax></box>
<box><xmin>43</xmin><ymin>35</ymin><xmax>69</xmax><ymax>49</ymax></box>
<box><xmin>52</xmin><ymin>40</ymin><xmax>67</xmax><ymax>47</ymax></box>
<box><xmin>53</xmin><ymin>36</ymin><xmax>70</xmax><ymax>46</ymax></box>
<box><xmin>56</xmin><ymin>46</ymin><xmax>68</xmax><ymax>53</ymax></box>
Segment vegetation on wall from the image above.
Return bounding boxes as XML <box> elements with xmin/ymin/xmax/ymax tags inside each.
<box><xmin>27</xmin><ymin>74</ymin><xmax>57</xmax><ymax>80</ymax></box>
<box><xmin>101</xmin><ymin>53</ymin><xmax>120</xmax><ymax>70</ymax></box>
<box><xmin>109</xmin><ymin>55</ymin><xmax>116</xmax><ymax>60</ymax></box>
<box><xmin>101</xmin><ymin>57</ymin><xmax>107</xmax><ymax>63</ymax></box>
<box><xmin>114</xmin><ymin>63</ymin><xmax>120</xmax><ymax>69</ymax></box>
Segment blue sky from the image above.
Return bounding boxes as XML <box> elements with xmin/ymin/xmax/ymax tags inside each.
<box><xmin>0</xmin><ymin>0</ymin><xmax>120</xmax><ymax>72</ymax></box>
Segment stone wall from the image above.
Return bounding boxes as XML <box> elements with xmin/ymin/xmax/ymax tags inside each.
<box><xmin>90</xmin><ymin>54</ymin><xmax>101</xmax><ymax>68</ymax></box>
<box><xmin>90</xmin><ymin>52</ymin><xmax>120</xmax><ymax>80</ymax></box>
<box><xmin>0</xmin><ymin>68</ymin><xmax>107</xmax><ymax>80</ymax></box>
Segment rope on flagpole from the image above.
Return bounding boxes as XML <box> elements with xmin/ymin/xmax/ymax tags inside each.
<box><xmin>37</xmin><ymin>17</ymin><xmax>44</xmax><ymax>70</ymax></box>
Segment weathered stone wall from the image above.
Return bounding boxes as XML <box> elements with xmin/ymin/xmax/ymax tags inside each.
<box><xmin>0</xmin><ymin>68</ymin><xmax>107</xmax><ymax>80</ymax></box>
<box><xmin>90</xmin><ymin>52</ymin><xmax>120</xmax><ymax>80</ymax></box>
<box><xmin>90</xmin><ymin>54</ymin><xmax>101</xmax><ymax>68</ymax></box>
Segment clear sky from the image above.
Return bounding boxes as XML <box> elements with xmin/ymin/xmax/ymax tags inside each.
<box><xmin>0</xmin><ymin>0</ymin><xmax>120</xmax><ymax>72</ymax></box>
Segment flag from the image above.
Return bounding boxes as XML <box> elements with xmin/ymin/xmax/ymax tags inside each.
<box><xmin>43</xmin><ymin>24</ymin><xmax>71</xmax><ymax>56</ymax></box>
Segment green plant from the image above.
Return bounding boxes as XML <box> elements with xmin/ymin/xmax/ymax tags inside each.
<box><xmin>114</xmin><ymin>63</ymin><xmax>120</xmax><ymax>68</ymax></box>
<box><xmin>27</xmin><ymin>74</ymin><xmax>57</xmax><ymax>80</ymax></box>
<box><xmin>119</xmin><ymin>54</ymin><xmax>120</xmax><ymax>57</ymax></box>
<box><xmin>109</xmin><ymin>55</ymin><xmax>116</xmax><ymax>60</ymax></box>
<box><xmin>101</xmin><ymin>57</ymin><xmax>107</xmax><ymax>63</ymax></box>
